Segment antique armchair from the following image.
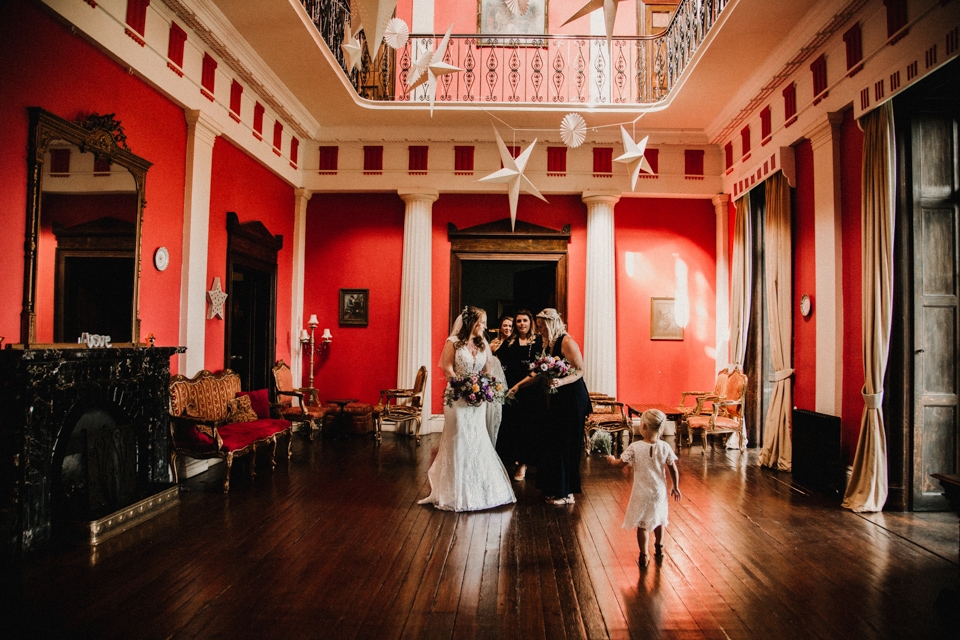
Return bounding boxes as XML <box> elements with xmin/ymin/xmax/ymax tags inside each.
<box><xmin>584</xmin><ymin>394</ymin><xmax>632</xmax><ymax>455</ymax></box>
<box><xmin>374</xmin><ymin>366</ymin><xmax>428</xmax><ymax>445</ymax></box>
<box><xmin>271</xmin><ymin>360</ymin><xmax>336</xmax><ymax>440</ymax></box>
<box><xmin>684</xmin><ymin>367</ymin><xmax>748</xmax><ymax>452</ymax></box>
<box><xmin>676</xmin><ymin>367</ymin><xmax>731</xmax><ymax>447</ymax></box>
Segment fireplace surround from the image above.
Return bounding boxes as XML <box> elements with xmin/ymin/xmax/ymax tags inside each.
<box><xmin>0</xmin><ymin>345</ymin><xmax>182</xmax><ymax>554</ymax></box>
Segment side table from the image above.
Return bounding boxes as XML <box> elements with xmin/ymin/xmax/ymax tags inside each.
<box><xmin>325</xmin><ymin>398</ymin><xmax>358</xmax><ymax>439</ymax></box>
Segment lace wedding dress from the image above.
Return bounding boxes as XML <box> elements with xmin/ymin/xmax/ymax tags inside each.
<box><xmin>417</xmin><ymin>340</ymin><xmax>516</xmax><ymax>512</ymax></box>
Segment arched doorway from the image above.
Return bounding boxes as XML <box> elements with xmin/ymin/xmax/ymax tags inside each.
<box><xmin>448</xmin><ymin>218</ymin><xmax>570</xmax><ymax>329</ymax></box>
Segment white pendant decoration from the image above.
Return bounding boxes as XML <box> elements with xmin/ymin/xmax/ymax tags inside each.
<box><xmin>561</xmin><ymin>0</ymin><xmax>629</xmax><ymax>51</ymax></box>
<box><xmin>341</xmin><ymin>20</ymin><xmax>364</xmax><ymax>73</ymax></box>
<box><xmin>407</xmin><ymin>26</ymin><xmax>462</xmax><ymax>116</ymax></box>
<box><xmin>479</xmin><ymin>126</ymin><xmax>548</xmax><ymax>231</ymax></box>
<box><xmin>383</xmin><ymin>17</ymin><xmax>409</xmax><ymax>50</ymax></box>
<box><xmin>351</xmin><ymin>0</ymin><xmax>399</xmax><ymax>60</ymax></box>
<box><xmin>504</xmin><ymin>0</ymin><xmax>531</xmax><ymax>17</ymax></box>
<box><xmin>206</xmin><ymin>277</ymin><xmax>228</xmax><ymax>320</ymax></box>
<box><xmin>613</xmin><ymin>126</ymin><xmax>654</xmax><ymax>191</ymax></box>
<box><xmin>559</xmin><ymin>113</ymin><xmax>587</xmax><ymax>148</ymax></box>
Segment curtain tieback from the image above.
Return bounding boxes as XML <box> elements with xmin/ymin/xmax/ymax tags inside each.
<box><xmin>862</xmin><ymin>389</ymin><xmax>883</xmax><ymax>409</ymax></box>
<box><xmin>773</xmin><ymin>368</ymin><xmax>794</xmax><ymax>381</ymax></box>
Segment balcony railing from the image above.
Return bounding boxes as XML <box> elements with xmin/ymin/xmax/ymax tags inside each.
<box><xmin>301</xmin><ymin>0</ymin><xmax>729</xmax><ymax>107</ymax></box>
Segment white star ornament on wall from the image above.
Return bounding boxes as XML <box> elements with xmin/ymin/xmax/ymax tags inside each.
<box><xmin>341</xmin><ymin>20</ymin><xmax>363</xmax><ymax>72</ymax></box>
<box><xmin>479</xmin><ymin>127</ymin><xmax>548</xmax><ymax>231</ymax></box>
<box><xmin>407</xmin><ymin>26</ymin><xmax>462</xmax><ymax>116</ymax></box>
<box><xmin>614</xmin><ymin>126</ymin><xmax>654</xmax><ymax>191</ymax></box>
<box><xmin>351</xmin><ymin>0</ymin><xmax>399</xmax><ymax>60</ymax></box>
<box><xmin>207</xmin><ymin>277</ymin><xmax>228</xmax><ymax>320</ymax></box>
<box><xmin>562</xmin><ymin>0</ymin><xmax>630</xmax><ymax>51</ymax></box>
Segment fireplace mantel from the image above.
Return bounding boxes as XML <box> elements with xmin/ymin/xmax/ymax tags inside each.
<box><xmin>0</xmin><ymin>345</ymin><xmax>183</xmax><ymax>554</ymax></box>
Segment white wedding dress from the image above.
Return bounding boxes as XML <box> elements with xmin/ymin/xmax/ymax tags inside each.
<box><xmin>417</xmin><ymin>340</ymin><xmax>516</xmax><ymax>512</ymax></box>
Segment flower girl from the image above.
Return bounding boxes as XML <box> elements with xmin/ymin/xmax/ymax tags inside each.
<box><xmin>608</xmin><ymin>409</ymin><xmax>681</xmax><ymax>567</ymax></box>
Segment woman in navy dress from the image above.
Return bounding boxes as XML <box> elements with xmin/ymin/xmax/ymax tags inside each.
<box><xmin>495</xmin><ymin>309</ymin><xmax>543</xmax><ymax>480</ymax></box>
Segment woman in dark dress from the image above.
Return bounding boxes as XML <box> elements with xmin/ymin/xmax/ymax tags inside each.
<box><xmin>495</xmin><ymin>309</ymin><xmax>543</xmax><ymax>480</ymax></box>
<box><xmin>509</xmin><ymin>308</ymin><xmax>590</xmax><ymax>504</ymax></box>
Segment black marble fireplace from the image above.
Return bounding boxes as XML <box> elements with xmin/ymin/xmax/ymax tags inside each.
<box><xmin>0</xmin><ymin>346</ymin><xmax>182</xmax><ymax>554</ymax></box>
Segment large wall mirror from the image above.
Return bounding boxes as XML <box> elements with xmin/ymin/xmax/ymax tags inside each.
<box><xmin>20</xmin><ymin>107</ymin><xmax>151</xmax><ymax>347</ymax></box>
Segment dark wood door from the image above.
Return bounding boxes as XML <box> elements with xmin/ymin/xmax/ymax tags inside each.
<box><xmin>228</xmin><ymin>263</ymin><xmax>274</xmax><ymax>392</ymax></box>
<box><xmin>911</xmin><ymin>109</ymin><xmax>960</xmax><ymax>510</ymax></box>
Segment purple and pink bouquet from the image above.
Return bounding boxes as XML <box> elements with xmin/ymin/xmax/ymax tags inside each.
<box><xmin>530</xmin><ymin>355</ymin><xmax>573</xmax><ymax>393</ymax></box>
<box><xmin>444</xmin><ymin>373</ymin><xmax>507</xmax><ymax>407</ymax></box>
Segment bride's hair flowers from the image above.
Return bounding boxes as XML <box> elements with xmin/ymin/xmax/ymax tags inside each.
<box><xmin>444</xmin><ymin>373</ymin><xmax>508</xmax><ymax>407</ymax></box>
<box><xmin>529</xmin><ymin>354</ymin><xmax>574</xmax><ymax>393</ymax></box>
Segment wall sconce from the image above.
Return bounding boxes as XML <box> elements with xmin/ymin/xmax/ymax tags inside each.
<box><xmin>320</xmin><ymin>328</ymin><xmax>333</xmax><ymax>343</ymax></box>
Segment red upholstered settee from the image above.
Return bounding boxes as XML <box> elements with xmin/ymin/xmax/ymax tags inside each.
<box><xmin>168</xmin><ymin>369</ymin><xmax>292</xmax><ymax>492</ymax></box>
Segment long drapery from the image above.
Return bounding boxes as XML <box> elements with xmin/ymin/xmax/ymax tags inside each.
<box><xmin>758</xmin><ymin>174</ymin><xmax>794</xmax><ymax>470</ymax></box>
<box><xmin>729</xmin><ymin>196</ymin><xmax>752</xmax><ymax>367</ymax></box>
<box><xmin>843</xmin><ymin>102</ymin><xmax>896</xmax><ymax>513</ymax></box>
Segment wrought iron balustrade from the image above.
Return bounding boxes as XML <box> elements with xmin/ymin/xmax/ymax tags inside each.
<box><xmin>300</xmin><ymin>0</ymin><xmax>729</xmax><ymax>107</ymax></box>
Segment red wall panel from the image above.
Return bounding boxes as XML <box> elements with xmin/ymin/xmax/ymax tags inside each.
<box><xmin>839</xmin><ymin>107</ymin><xmax>865</xmax><ymax>465</ymax></box>
<box><xmin>208</xmin><ymin>138</ymin><xmax>296</xmax><ymax>373</ymax></box>
<box><xmin>793</xmin><ymin>139</ymin><xmax>817</xmax><ymax>411</ymax></box>
<box><xmin>0</xmin><ymin>0</ymin><xmax>185</xmax><ymax>363</ymax></box>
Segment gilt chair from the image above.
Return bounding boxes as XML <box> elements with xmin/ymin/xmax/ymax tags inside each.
<box><xmin>584</xmin><ymin>394</ymin><xmax>632</xmax><ymax>455</ymax></box>
<box><xmin>374</xmin><ymin>365</ymin><xmax>428</xmax><ymax>446</ymax></box>
<box><xmin>676</xmin><ymin>367</ymin><xmax>731</xmax><ymax>447</ymax></box>
<box><xmin>684</xmin><ymin>366</ymin><xmax>748</xmax><ymax>452</ymax></box>
<box><xmin>271</xmin><ymin>360</ymin><xmax>336</xmax><ymax>440</ymax></box>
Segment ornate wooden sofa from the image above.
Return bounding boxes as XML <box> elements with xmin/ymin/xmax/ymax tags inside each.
<box><xmin>168</xmin><ymin>369</ymin><xmax>293</xmax><ymax>492</ymax></box>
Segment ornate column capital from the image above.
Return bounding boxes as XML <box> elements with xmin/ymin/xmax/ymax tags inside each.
<box><xmin>399</xmin><ymin>189</ymin><xmax>439</xmax><ymax>204</ymax></box>
<box><xmin>184</xmin><ymin>109</ymin><xmax>221</xmax><ymax>146</ymax></box>
<box><xmin>294</xmin><ymin>188</ymin><xmax>313</xmax><ymax>202</ymax></box>
<box><xmin>806</xmin><ymin>111</ymin><xmax>844</xmax><ymax>151</ymax></box>
<box><xmin>582</xmin><ymin>191</ymin><xmax>621</xmax><ymax>207</ymax></box>
<box><xmin>711</xmin><ymin>193</ymin><xmax>730</xmax><ymax>212</ymax></box>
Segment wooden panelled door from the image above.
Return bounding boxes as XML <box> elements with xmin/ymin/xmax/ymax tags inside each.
<box><xmin>910</xmin><ymin>101</ymin><xmax>960</xmax><ymax>510</ymax></box>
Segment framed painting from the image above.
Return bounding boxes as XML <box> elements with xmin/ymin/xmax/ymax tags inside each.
<box><xmin>478</xmin><ymin>0</ymin><xmax>548</xmax><ymax>38</ymax></box>
<box><xmin>339</xmin><ymin>288</ymin><xmax>369</xmax><ymax>326</ymax></box>
<box><xmin>650</xmin><ymin>297</ymin><xmax>683</xmax><ymax>340</ymax></box>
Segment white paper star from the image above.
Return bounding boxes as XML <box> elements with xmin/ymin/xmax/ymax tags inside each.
<box><xmin>505</xmin><ymin>0</ymin><xmax>530</xmax><ymax>17</ymax></box>
<box><xmin>207</xmin><ymin>277</ymin><xmax>228</xmax><ymax>320</ymax></box>
<box><xmin>479</xmin><ymin>126</ymin><xmax>547</xmax><ymax>231</ymax></box>
<box><xmin>407</xmin><ymin>26</ymin><xmax>462</xmax><ymax>116</ymax></box>
<box><xmin>351</xmin><ymin>0</ymin><xmax>398</xmax><ymax>61</ymax></box>
<box><xmin>614</xmin><ymin>126</ymin><xmax>654</xmax><ymax>191</ymax></box>
<box><xmin>341</xmin><ymin>20</ymin><xmax>363</xmax><ymax>73</ymax></box>
<box><xmin>561</xmin><ymin>0</ymin><xmax>630</xmax><ymax>51</ymax></box>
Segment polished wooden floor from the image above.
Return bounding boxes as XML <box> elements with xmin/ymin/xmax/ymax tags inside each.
<box><xmin>6</xmin><ymin>430</ymin><xmax>959</xmax><ymax>639</ymax></box>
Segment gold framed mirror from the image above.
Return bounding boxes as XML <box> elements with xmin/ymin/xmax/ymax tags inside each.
<box><xmin>20</xmin><ymin>107</ymin><xmax>151</xmax><ymax>347</ymax></box>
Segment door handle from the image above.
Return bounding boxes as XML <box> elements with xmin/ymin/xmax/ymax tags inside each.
<box><xmin>230</xmin><ymin>355</ymin><xmax>243</xmax><ymax>361</ymax></box>
<box><xmin>915</xmin><ymin>349</ymin><xmax>924</xmax><ymax>354</ymax></box>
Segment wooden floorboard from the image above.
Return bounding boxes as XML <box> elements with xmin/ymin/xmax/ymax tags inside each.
<box><xmin>5</xmin><ymin>432</ymin><xmax>959</xmax><ymax>640</ymax></box>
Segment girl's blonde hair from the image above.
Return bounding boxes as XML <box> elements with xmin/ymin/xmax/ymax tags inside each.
<box><xmin>641</xmin><ymin>409</ymin><xmax>666</xmax><ymax>431</ymax></box>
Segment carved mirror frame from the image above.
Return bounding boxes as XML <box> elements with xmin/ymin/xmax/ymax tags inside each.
<box><xmin>20</xmin><ymin>107</ymin><xmax>152</xmax><ymax>347</ymax></box>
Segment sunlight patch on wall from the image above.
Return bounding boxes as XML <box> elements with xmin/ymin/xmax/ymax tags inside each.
<box><xmin>624</xmin><ymin>251</ymin><xmax>653</xmax><ymax>281</ymax></box>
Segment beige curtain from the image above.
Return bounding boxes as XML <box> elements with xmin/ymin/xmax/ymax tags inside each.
<box><xmin>729</xmin><ymin>196</ymin><xmax>752</xmax><ymax>366</ymax></box>
<box><xmin>843</xmin><ymin>102</ymin><xmax>896</xmax><ymax>513</ymax></box>
<box><xmin>758</xmin><ymin>174</ymin><xmax>794</xmax><ymax>470</ymax></box>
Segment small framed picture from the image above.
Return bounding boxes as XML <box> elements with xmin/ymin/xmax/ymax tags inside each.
<box><xmin>339</xmin><ymin>289</ymin><xmax>369</xmax><ymax>326</ymax></box>
<box><xmin>650</xmin><ymin>297</ymin><xmax>683</xmax><ymax>340</ymax></box>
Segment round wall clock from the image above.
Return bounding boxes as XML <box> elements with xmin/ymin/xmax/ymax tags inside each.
<box><xmin>799</xmin><ymin>294</ymin><xmax>812</xmax><ymax>317</ymax></box>
<box><xmin>154</xmin><ymin>246</ymin><xmax>169</xmax><ymax>271</ymax></box>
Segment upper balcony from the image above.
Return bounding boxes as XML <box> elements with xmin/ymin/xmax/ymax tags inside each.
<box><xmin>301</xmin><ymin>0</ymin><xmax>731</xmax><ymax>110</ymax></box>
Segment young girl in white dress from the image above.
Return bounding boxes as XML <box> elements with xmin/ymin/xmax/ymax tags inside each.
<box><xmin>417</xmin><ymin>306</ymin><xmax>516</xmax><ymax>512</ymax></box>
<box><xmin>609</xmin><ymin>409</ymin><xmax>681</xmax><ymax>567</ymax></box>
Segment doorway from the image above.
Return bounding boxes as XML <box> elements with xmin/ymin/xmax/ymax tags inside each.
<box><xmin>461</xmin><ymin>260</ymin><xmax>557</xmax><ymax>328</ymax></box>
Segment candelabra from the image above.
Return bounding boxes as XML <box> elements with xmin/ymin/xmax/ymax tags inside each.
<box><xmin>299</xmin><ymin>314</ymin><xmax>332</xmax><ymax>391</ymax></box>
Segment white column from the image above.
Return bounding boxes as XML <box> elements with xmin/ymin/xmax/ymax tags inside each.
<box><xmin>712</xmin><ymin>193</ymin><xmax>730</xmax><ymax>372</ymax></box>
<box><xmin>178</xmin><ymin>110</ymin><xmax>220</xmax><ymax>376</ymax></box>
<box><xmin>582</xmin><ymin>192</ymin><xmax>620</xmax><ymax>397</ymax></box>
<box><xmin>808</xmin><ymin>112</ymin><xmax>844</xmax><ymax>416</ymax></box>
<box><xmin>398</xmin><ymin>189</ymin><xmax>438</xmax><ymax>430</ymax></box>
<box><xmin>291</xmin><ymin>189</ymin><xmax>312</xmax><ymax>391</ymax></box>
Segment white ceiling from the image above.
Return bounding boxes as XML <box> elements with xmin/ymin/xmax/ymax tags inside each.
<box><xmin>207</xmin><ymin>0</ymin><xmax>828</xmax><ymax>143</ymax></box>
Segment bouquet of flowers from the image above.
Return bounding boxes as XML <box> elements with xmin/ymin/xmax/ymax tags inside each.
<box><xmin>444</xmin><ymin>372</ymin><xmax>508</xmax><ymax>407</ymax></box>
<box><xmin>530</xmin><ymin>354</ymin><xmax>574</xmax><ymax>393</ymax></box>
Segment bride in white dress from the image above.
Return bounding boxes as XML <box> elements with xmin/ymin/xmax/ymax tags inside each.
<box><xmin>417</xmin><ymin>306</ymin><xmax>516</xmax><ymax>512</ymax></box>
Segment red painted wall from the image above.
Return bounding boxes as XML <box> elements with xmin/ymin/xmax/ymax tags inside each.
<box><xmin>839</xmin><ymin>107</ymin><xmax>865</xmax><ymax>464</ymax></box>
<box><xmin>208</xmin><ymin>138</ymin><xmax>296</xmax><ymax>372</ymax></box>
<box><xmin>793</xmin><ymin>139</ymin><xmax>817</xmax><ymax>410</ymax></box>
<box><xmin>304</xmin><ymin>193</ymin><xmax>406</xmax><ymax>405</ymax></box>
<box><xmin>0</xmin><ymin>0</ymin><xmax>186</xmax><ymax>362</ymax></box>
<box><xmin>615</xmin><ymin>198</ymin><xmax>717</xmax><ymax>403</ymax></box>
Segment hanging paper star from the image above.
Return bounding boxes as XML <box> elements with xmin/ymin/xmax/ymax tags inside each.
<box><xmin>207</xmin><ymin>277</ymin><xmax>228</xmax><ymax>320</ymax></box>
<box><xmin>505</xmin><ymin>0</ymin><xmax>531</xmax><ymax>17</ymax></box>
<box><xmin>407</xmin><ymin>26</ymin><xmax>462</xmax><ymax>116</ymax></box>
<box><xmin>351</xmin><ymin>0</ymin><xmax>399</xmax><ymax>61</ymax></box>
<box><xmin>479</xmin><ymin>126</ymin><xmax>547</xmax><ymax>231</ymax></box>
<box><xmin>341</xmin><ymin>20</ymin><xmax>363</xmax><ymax>73</ymax></box>
<box><xmin>561</xmin><ymin>0</ymin><xmax>630</xmax><ymax>51</ymax></box>
<box><xmin>614</xmin><ymin>126</ymin><xmax>654</xmax><ymax>191</ymax></box>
